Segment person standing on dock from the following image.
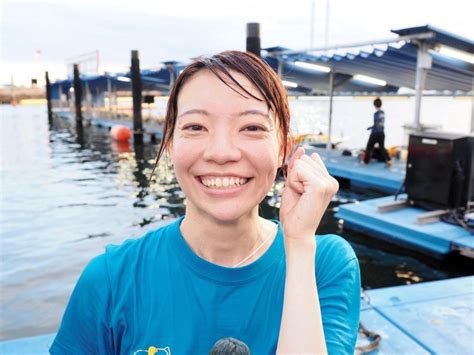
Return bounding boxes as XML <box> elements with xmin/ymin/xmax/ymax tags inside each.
<box><xmin>363</xmin><ymin>97</ymin><xmax>392</xmax><ymax>166</ymax></box>
<box><xmin>50</xmin><ymin>51</ymin><xmax>360</xmax><ymax>354</ymax></box>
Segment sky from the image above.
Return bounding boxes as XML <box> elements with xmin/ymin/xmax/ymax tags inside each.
<box><xmin>1</xmin><ymin>0</ymin><xmax>473</xmax><ymax>86</ymax></box>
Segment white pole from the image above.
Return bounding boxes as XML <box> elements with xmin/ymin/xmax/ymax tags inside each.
<box><xmin>413</xmin><ymin>41</ymin><xmax>432</xmax><ymax>131</ymax></box>
<box><xmin>310</xmin><ymin>0</ymin><xmax>315</xmax><ymax>48</ymax></box>
<box><xmin>324</xmin><ymin>0</ymin><xmax>330</xmax><ymax>47</ymax></box>
<box><xmin>327</xmin><ymin>72</ymin><xmax>335</xmax><ymax>150</ymax></box>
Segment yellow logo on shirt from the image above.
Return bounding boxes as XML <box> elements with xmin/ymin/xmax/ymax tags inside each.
<box><xmin>133</xmin><ymin>345</ymin><xmax>171</xmax><ymax>355</ymax></box>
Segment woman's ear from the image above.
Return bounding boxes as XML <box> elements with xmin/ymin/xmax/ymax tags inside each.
<box><xmin>278</xmin><ymin>138</ymin><xmax>293</xmax><ymax>168</ymax></box>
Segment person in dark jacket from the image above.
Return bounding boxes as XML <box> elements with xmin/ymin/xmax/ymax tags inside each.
<box><xmin>363</xmin><ymin>97</ymin><xmax>392</xmax><ymax>166</ymax></box>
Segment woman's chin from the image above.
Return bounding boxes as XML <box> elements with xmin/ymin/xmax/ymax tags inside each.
<box><xmin>209</xmin><ymin>210</ymin><xmax>251</xmax><ymax>224</ymax></box>
<box><xmin>191</xmin><ymin>205</ymin><xmax>255</xmax><ymax>225</ymax></box>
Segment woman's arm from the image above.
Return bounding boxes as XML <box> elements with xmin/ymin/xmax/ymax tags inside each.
<box><xmin>277</xmin><ymin>237</ymin><xmax>326</xmax><ymax>354</ymax></box>
<box><xmin>277</xmin><ymin>147</ymin><xmax>339</xmax><ymax>354</ymax></box>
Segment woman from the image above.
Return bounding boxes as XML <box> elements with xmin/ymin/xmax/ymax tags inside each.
<box><xmin>51</xmin><ymin>51</ymin><xmax>360</xmax><ymax>354</ymax></box>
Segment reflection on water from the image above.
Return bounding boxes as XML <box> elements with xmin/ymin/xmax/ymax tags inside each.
<box><xmin>0</xmin><ymin>105</ymin><xmax>472</xmax><ymax>340</ymax></box>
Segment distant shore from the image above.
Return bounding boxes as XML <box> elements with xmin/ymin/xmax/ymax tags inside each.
<box><xmin>0</xmin><ymin>87</ymin><xmax>45</xmax><ymax>104</ymax></box>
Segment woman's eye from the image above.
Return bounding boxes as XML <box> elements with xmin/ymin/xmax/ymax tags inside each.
<box><xmin>244</xmin><ymin>125</ymin><xmax>265</xmax><ymax>132</ymax></box>
<box><xmin>184</xmin><ymin>124</ymin><xmax>204</xmax><ymax>131</ymax></box>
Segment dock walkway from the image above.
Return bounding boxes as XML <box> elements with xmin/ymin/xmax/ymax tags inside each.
<box><xmin>305</xmin><ymin>146</ymin><xmax>405</xmax><ymax>194</ymax></box>
<box><xmin>359</xmin><ymin>276</ymin><xmax>473</xmax><ymax>354</ymax></box>
<box><xmin>336</xmin><ymin>194</ymin><xmax>474</xmax><ymax>258</ymax></box>
<box><xmin>55</xmin><ymin>111</ymin><xmax>164</xmax><ymax>141</ymax></box>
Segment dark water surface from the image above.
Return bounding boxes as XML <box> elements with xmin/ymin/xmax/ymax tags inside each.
<box><xmin>1</xmin><ymin>105</ymin><xmax>472</xmax><ymax>340</ymax></box>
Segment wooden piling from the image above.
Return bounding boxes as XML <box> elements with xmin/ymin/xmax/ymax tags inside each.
<box><xmin>246</xmin><ymin>23</ymin><xmax>261</xmax><ymax>57</ymax></box>
<box><xmin>73</xmin><ymin>64</ymin><xmax>83</xmax><ymax>123</ymax></box>
<box><xmin>45</xmin><ymin>71</ymin><xmax>52</xmax><ymax>121</ymax></box>
<box><xmin>131</xmin><ymin>50</ymin><xmax>143</xmax><ymax>143</ymax></box>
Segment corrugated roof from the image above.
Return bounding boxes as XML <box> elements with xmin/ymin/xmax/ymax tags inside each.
<box><xmin>391</xmin><ymin>25</ymin><xmax>473</xmax><ymax>53</ymax></box>
<box><xmin>264</xmin><ymin>25</ymin><xmax>473</xmax><ymax>94</ymax></box>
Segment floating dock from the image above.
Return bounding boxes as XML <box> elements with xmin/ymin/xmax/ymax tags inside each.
<box><xmin>55</xmin><ymin>111</ymin><xmax>164</xmax><ymax>141</ymax></box>
<box><xmin>305</xmin><ymin>146</ymin><xmax>405</xmax><ymax>194</ymax></box>
<box><xmin>1</xmin><ymin>277</ymin><xmax>472</xmax><ymax>354</ymax></box>
<box><xmin>358</xmin><ymin>276</ymin><xmax>473</xmax><ymax>354</ymax></box>
<box><xmin>309</xmin><ymin>146</ymin><xmax>406</xmax><ymax>193</ymax></box>
<box><xmin>304</xmin><ymin>145</ymin><xmax>406</xmax><ymax>193</ymax></box>
<box><xmin>336</xmin><ymin>194</ymin><xmax>474</xmax><ymax>258</ymax></box>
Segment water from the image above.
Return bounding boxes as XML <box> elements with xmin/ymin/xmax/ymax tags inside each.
<box><xmin>1</xmin><ymin>103</ymin><xmax>473</xmax><ymax>341</ymax></box>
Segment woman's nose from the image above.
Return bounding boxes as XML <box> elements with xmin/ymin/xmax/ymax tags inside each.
<box><xmin>202</xmin><ymin>131</ymin><xmax>242</xmax><ymax>164</ymax></box>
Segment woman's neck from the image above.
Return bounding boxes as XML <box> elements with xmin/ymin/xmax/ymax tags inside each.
<box><xmin>179</xmin><ymin>208</ymin><xmax>276</xmax><ymax>267</ymax></box>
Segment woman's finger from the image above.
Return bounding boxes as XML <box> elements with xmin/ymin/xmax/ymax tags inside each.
<box><xmin>294</xmin><ymin>157</ymin><xmax>339</xmax><ymax>195</ymax></box>
<box><xmin>297</xmin><ymin>155</ymin><xmax>330</xmax><ymax>181</ymax></box>
<box><xmin>286</xmin><ymin>146</ymin><xmax>305</xmax><ymax>172</ymax></box>
<box><xmin>310</xmin><ymin>153</ymin><xmax>330</xmax><ymax>175</ymax></box>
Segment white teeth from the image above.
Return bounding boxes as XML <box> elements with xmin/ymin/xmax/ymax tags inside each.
<box><xmin>223</xmin><ymin>177</ymin><xmax>229</xmax><ymax>187</ymax></box>
<box><xmin>201</xmin><ymin>176</ymin><xmax>249</xmax><ymax>189</ymax></box>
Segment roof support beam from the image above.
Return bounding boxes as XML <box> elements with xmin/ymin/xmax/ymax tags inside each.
<box><xmin>413</xmin><ymin>41</ymin><xmax>432</xmax><ymax>131</ymax></box>
<box><xmin>164</xmin><ymin>63</ymin><xmax>176</xmax><ymax>94</ymax></box>
<box><xmin>277</xmin><ymin>60</ymin><xmax>284</xmax><ymax>78</ymax></box>
<box><xmin>278</xmin><ymin>32</ymin><xmax>435</xmax><ymax>56</ymax></box>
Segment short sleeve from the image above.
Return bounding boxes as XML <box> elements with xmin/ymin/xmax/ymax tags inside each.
<box><xmin>316</xmin><ymin>237</ymin><xmax>361</xmax><ymax>354</ymax></box>
<box><xmin>50</xmin><ymin>254</ymin><xmax>114</xmax><ymax>354</ymax></box>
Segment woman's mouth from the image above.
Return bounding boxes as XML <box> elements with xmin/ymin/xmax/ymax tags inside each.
<box><xmin>198</xmin><ymin>176</ymin><xmax>251</xmax><ymax>189</ymax></box>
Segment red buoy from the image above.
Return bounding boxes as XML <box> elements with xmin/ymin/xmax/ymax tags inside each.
<box><xmin>110</xmin><ymin>125</ymin><xmax>132</xmax><ymax>142</ymax></box>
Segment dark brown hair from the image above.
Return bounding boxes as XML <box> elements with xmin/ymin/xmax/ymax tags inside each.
<box><xmin>153</xmin><ymin>50</ymin><xmax>291</xmax><ymax>175</ymax></box>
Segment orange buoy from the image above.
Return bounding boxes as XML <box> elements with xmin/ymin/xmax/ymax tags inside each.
<box><xmin>110</xmin><ymin>125</ymin><xmax>132</xmax><ymax>142</ymax></box>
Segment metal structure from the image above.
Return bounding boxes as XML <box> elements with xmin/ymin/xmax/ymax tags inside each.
<box><xmin>264</xmin><ymin>25</ymin><xmax>473</xmax><ymax>147</ymax></box>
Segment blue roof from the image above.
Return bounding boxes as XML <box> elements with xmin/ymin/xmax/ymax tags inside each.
<box><xmin>264</xmin><ymin>25</ymin><xmax>473</xmax><ymax>93</ymax></box>
<box><xmin>392</xmin><ymin>25</ymin><xmax>473</xmax><ymax>53</ymax></box>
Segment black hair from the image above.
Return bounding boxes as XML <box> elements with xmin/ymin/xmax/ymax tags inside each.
<box><xmin>209</xmin><ymin>337</ymin><xmax>251</xmax><ymax>355</ymax></box>
<box><xmin>373</xmin><ymin>97</ymin><xmax>382</xmax><ymax>108</ymax></box>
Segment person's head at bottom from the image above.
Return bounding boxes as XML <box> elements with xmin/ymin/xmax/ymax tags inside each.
<box><xmin>209</xmin><ymin>337</ymin><xmax>251</xmax><ymax>355</ymax></box>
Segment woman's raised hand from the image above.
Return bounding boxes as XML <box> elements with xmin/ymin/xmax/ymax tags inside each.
<box><xmin>279</xmin><ymin>146</ymin><xmax>339</xmax><ymax>242</ymax></box>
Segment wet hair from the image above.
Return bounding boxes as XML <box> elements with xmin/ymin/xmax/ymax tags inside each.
<box><xmin>152</xmin><ymin>50</ymin><xmax>291</xmax><ymax>175</ymax></box>
<box><xmin>373</xmin><ymin>97</ymin><xmax>382</xmax><ymax>108</ymax></box>
<box><xmin>209</xmin><ymin>337</ymin><xmax>251</xmax><ymax>355</ymax></box>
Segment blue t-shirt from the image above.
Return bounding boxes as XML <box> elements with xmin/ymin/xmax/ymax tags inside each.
<box><xmin>371</xmin><ymin>109</ymin><xmax>385</xmax><ymax>134</ymax></box>
<box><xmin>50</xmin><ymin>217</ymin><xmax>360</xmax><ymax>354</ymax></box>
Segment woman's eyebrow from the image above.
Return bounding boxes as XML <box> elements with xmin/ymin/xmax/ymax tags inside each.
<box><xmin>177</xmin><ymin>109</ymin><xmax>209</xmax><ymax>118</ymax></box>
<box><xmin>238</xmin><ymin>110</ymin><xmax>272</xmax><ymax>122</ymax></box>
<box><xmin>177</xmin><ymin>109</ymin><xmax>273</xmax><ymax>123</ymax></box>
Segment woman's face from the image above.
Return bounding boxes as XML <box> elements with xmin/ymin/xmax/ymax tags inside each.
<box><xmin>170</xmin><ymin>69</ymin><xmax>283</xmax><ymax>223</ymax></box>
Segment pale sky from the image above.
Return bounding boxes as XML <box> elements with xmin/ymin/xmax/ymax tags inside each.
<box><xmin>1</xmin><ymin>0</ymin><xmax>473</xmax><ymax>86</ymax></box>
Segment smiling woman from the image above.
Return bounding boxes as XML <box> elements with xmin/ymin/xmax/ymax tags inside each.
<box><xmin>50</xmin><ymin>51</ymin><xmax>360</xmax><ymax>354</ymax></box>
